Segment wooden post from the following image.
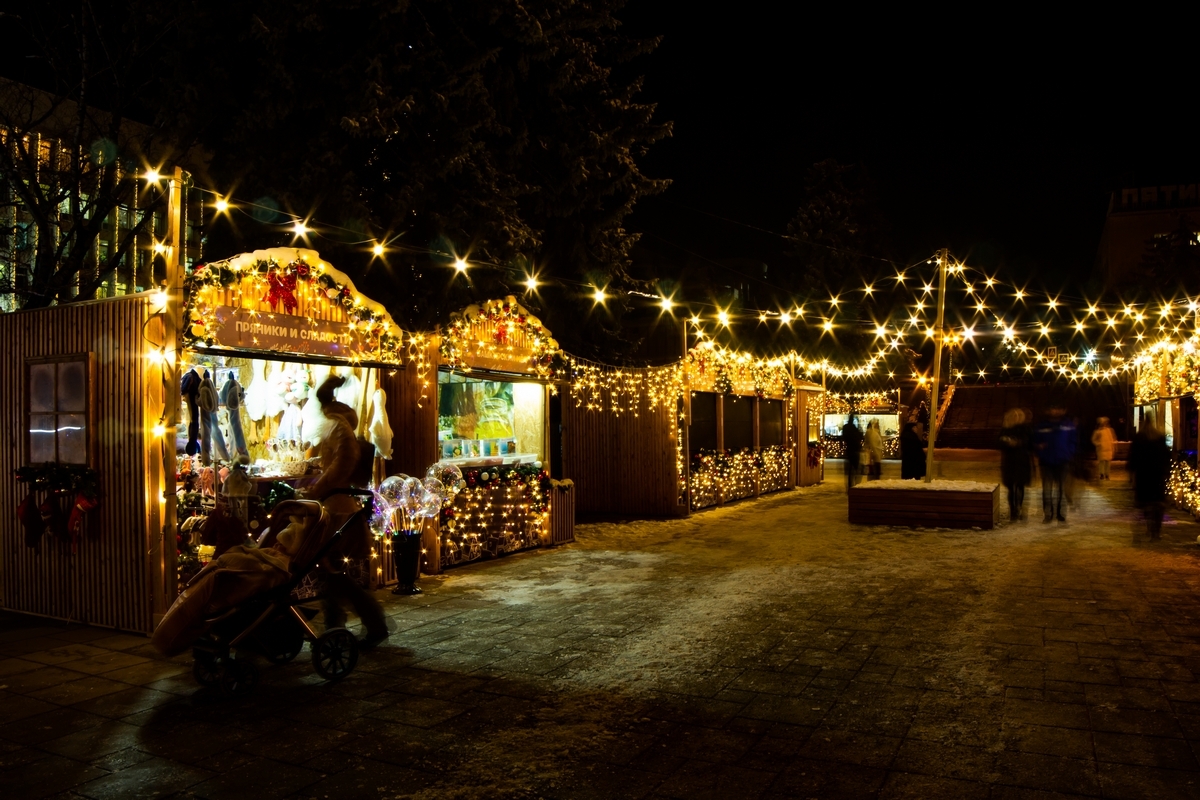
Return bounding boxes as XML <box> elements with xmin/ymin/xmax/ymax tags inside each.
<box><xmin>924</xmin><ymin>249</ymin><xmax>949</xmax><ymax>483</ymax></box>
<box><xmin>680</xmin><ymin>316</ymin><xmax>691</xmax><ymax>516</ymax></box>
<box><xmin>154</xmin><ymin>167</ymin><xmax>185</xmax><ymax>619</ymax></box>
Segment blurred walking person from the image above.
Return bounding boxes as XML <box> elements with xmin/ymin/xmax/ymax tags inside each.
<box><xmin>1091</xmin><ymin>417</ymin><xmax>1116</xmax><ymax>480</ymax></box>
<box><xmin>843</xmin><ymin>415</ymin><xmax>864</xmax><ymax>491</ymax></box>
<box><xmin>998</xmin><ymin>409</ymin><xmax>1032</xmax><ymax>521</ymax></box>
<box><xmin>1034</xmin><ymin>405</ymin><xmax>1076</xmax><ymax>523</ymax></box>
<box><xmin>864</xmin><ymin>419</ymin><xmax>884</xmax><ymax>480</ymax></box>
<box><xmin>900</xmin><ymin>419</ymin><xmax>926</xmax><ymax>480</ymax></box>
<box><xmin>1129</xmin><ymin>421</ymin><xmax>1170</xmax><ymax>539</ymax></box>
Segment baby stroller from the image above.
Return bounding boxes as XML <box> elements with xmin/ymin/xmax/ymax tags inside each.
<box><xmin>154</xmin><ymin>488</ymin><xmax>376</xmax><ymax>693</ymax></box>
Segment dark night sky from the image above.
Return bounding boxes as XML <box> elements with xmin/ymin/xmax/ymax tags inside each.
<box><xmin>618</xmin><ymin>9</ymin><xmax>1196</xmax><ymax>295</ymax></box>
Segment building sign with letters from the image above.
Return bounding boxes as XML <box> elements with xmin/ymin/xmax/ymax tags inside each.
<box><xmin>211</xmin><ymin>306</ymin><xmax>366</xmax><ymax>360</ymax></box>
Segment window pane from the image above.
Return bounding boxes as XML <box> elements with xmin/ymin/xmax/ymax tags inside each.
<box><xmin>57</xmin><ymin>361</ymin><xmax>87</xmax><ymax>412</ymax></box>
<box><xmin>760</xmin><ymin>399</ymin><xmax>784</xmax><ymax>447</ymax></box>
<box><xmin>689</xmin><ymin>392</ymin><xmax>718</xmax><ymax>451</ymax></box>
<box><xmin>29</xmin><ymin>363</ymin><xmax>55</xmax><ymax>412</ymax></box>
<box><xmin>57</xmin><ymin>414</ymin><xmax>88</xmax><ymax>464</ymax></box>
<box><xmin>30</xmin><ymin>414</ymin><xmax>56</xmax><ymax>462</ymax></box>
<box><xmin>723</xmin><ymin>396</ymin><xmax>754</xmax><ymax>451</ymax></box>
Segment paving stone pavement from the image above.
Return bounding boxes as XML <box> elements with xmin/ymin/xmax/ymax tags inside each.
<box><xmin>3</xmin><ymin>459</ymin><xmax>1200</xmax><ymax>799</ymax></box>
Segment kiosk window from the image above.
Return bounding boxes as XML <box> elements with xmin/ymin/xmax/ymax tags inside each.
<box><xmin>760</xmin><ymin>399</ymin><xmax>784</xmax><ymax>447</ymax></box>
<box><xmin>437</xmin><ymin>372</ymin><xmax>544</xmax><ymax>463</ymax></box>
<box><xmin>690</xmin><ymin>391</ymin><xmax>718</xmax><ymax>451</ymax></box>
<box><xmin>27</xmin><ymin>356</ymin><xmax>90</xmax><ymax>465</ymax></box>
<box><xmin>723</xmin><ymin>395</ymin><xmax>754</xmax><ymax>451</ymax></box>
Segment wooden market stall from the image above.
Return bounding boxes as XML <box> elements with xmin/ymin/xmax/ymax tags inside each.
<box><xmin>394</xmin><ymin>298</ymin><xmax>574</xmax><ymax>574</ymax></box>
<box><xmin>561</xmin><ymin>343</ymin><xmax>824</xmax><ymax>519</ymax></box>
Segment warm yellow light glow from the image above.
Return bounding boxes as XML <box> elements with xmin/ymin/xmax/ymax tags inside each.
<box><xmin>1014</xmin><ymin>290</ymin><xmax>1025</xmax><ymax>300</ymax></box>
<box><xmin>292</xmin><ymin>220</ymin><xmax>309</xmax><ymax>236</ymax></box>
<box><xmin>592</xmin><ymin>287</ymin><xmax>607</xmax><ymax>304</ymax></box>
<box><xmin>152</xmin><ymin>423</ymin><xmax>167</xmax><ymax>437</ymax></box>
<box><xmin>214</xmin><ymin>198</ymin><xmax>229</xmax><ymax>213</ymax></box>
<box><xmin>143</xmin><ymin>168</ymin><xmax>161</xmax><ymax>183</ymax></box>
<box><xmin>863</xmin><ymin>284</ymin><xmax>874</xmax><ymax>295</ymax></box>
<box><xmin>779</xmin><ymin>311</ymin><xmax>791</xmax><ymax>324</ymax></box>
<box><xmin>454</xmin><ymin>257</ymin><xmax>469</xmax><ymax>273</ymax></box>
<box><xmin>718</xmin><ymin>310</ymin><xmax>731</xmax><ymax>326</ymax></box>
<box><xmin>962</xmin><ymin>326</ymin><xmax>975</xmax><ymax>340</ymax></box>
<box><xmin>372</xmin><ymin>243</ymin><xmax>385</xmax><ymax>257</ymax></box>
<box><xmin>758</xmin><ymin>313</ymin><xmax>768</xmax><ymax>322</ymax></box>
<box><xmin>152</xmin><ymin>240</ymin><xmax>166</xmax><ymax>254</ymax></box>
<box><xmin>822</xmin><ymin>320</ymin><xmax>833</xmax><ymax>332</ymax></box>
<box><xmin>875</xmin><ymin>325</ymin><xmax>887</xmax><ymax>337</ymax></box>
<box><xmin>524</xmin><ymin>275</ymin><xmax>538</xmax><ymax>291</ymax></box>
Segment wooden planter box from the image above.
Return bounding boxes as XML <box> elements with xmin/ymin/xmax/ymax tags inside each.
<box><xmin>849</xmin><ymin>482</ymin><xmax>999</xmax><ymax>529</ymax></box>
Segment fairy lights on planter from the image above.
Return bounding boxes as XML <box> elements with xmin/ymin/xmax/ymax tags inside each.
<box><xmin>438</xmin><ymin>464</ymin><xmax>551</xmax><ymax>567</ymax></box>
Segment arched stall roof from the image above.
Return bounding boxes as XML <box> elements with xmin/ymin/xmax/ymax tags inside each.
<box><xmin>438</xmin><ymin>296</ymin><xmax>560</xmax><ymax>378</ymax></box>
<box><xmin>181</xmin><ymin>247</ymin><xmax>424</xmax><ymax>366</ymax></box>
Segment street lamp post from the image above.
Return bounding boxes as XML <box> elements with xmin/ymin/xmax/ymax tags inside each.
<box><xmin>924</xmin><ymin>249</ymin><xmax>949</xmax><ymax>482</ymax></box>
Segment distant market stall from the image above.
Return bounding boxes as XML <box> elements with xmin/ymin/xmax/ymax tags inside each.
<box><xmin>561</xmin><ymin>342</ymin><xmax>823</xmax><ymax>518</ymax></box>
<box><xmin>1134</xmin><ymin>342</ymin><xmax>1200</xmax><ymax>515</ymax></box>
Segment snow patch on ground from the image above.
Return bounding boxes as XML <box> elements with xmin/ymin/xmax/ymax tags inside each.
<box><xmin>858</xmin><ymin>478</ymin><xmax>998</xmax><ymax>492</ymax></box>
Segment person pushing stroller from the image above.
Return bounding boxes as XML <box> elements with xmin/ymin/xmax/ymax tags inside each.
<box><xmin>297</xmin><ymin>375</ymin><xmax>390</xmax><ymax>649</ymax></box>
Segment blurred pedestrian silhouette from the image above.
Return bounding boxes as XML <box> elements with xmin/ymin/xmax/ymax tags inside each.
<box><xmin>843</xmin><ymin>415</ymin><xmax>863</xmax><ymax>491</ymax></box>
<box><xmin>900</xmin><ymin>419</ymin><xmax>926</xmax><ymax>480</ymax></box>
<box><xmin>1129</xmin><ymin>420</ymin><xmax>1169</xmax><ymax>539</ymax></box>
<box><xmin>1034</xmin><ymin>405</ymin><xmax>1076</xmax><ymax>523</ymax></box>
<box><xmin>999</xmin><ymin>408</ymin><xmax>1032</xmax><ymax>521</ymax></box>
<box><xmin>1091</xmin><ymin>417</ymin><xmax>1116</xmax><ymax>480</ymax></box>
<box><xmin>864</xmin><ymin>419</ymin><xmax>883</xmax><ymax>480</ymax></box>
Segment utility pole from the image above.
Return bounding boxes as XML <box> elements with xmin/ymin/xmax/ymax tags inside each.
<box><xmin>924</xmin><ymin>249</ymin><xmax>949</xmax><ymax>482</ymax></box>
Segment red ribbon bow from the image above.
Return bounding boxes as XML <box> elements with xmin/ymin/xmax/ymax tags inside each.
<box><xmin>263</xmin><ymin>271</ymin><xmax>298</xmax><ymax>313</ymax></box>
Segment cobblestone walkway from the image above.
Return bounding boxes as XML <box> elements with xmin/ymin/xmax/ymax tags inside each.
<box><xmin>3</xmin><ymin>460</ymin><xmax>1200</xmax><ymax>799</ymax></box>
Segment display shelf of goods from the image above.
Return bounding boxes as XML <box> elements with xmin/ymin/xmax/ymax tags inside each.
<box><xmin>438</xmin><ymin>464</ymin><xmax>550</xmax><ymax>567</ymax></box>
<box><xmin>440</xmin><ymin>297</ymin><xmax>559</xmax><ymax>377</ymax></box>
<box><xmin>182</xmin><ymin>249</ymin><xmax>415</xmax><ymax>366</ymax></box>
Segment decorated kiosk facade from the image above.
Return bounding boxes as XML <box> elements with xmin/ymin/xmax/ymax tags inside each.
<box><xmin>561</xmin><ymin>342</ymin><xmax>823</xmax><ymax>519</ymax></box>
<box><xmin>401</xmin><ymin>298</ymin><xmax>572</xmax><ymax>572</ymax></box>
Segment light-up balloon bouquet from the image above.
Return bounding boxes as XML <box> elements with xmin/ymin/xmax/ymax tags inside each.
<box><xmin>376</xmin><ymin>464</ymin><xmax>465</xmax><ymax>594</ymax></box>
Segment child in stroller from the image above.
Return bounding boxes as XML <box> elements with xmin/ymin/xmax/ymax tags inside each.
<box><xmin>151</xmin><ymin>488</ymin><xmax>375</xmax><ymax>692</ymax></box>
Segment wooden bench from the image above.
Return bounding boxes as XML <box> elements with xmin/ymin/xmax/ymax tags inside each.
<box><xmin>849</xmin><ymin>483</ymin><xmax>999</xmax><ymax>529</ymax></box>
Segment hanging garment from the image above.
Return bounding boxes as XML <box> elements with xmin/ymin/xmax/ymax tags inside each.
<box><xmin>181</xmin><ymin>369</ymin><xmax>202</xmax><ymax>456</ymax></box>
<box><xmin>264</xmin><ymin>361</ymin><xmax>288</xmax><ymax>419</ymax></box>
<box><xmin>198</xmin><ymin>370</ymin><xmax>230</xmax><ymax>465</ymax></box>
<box><xmin>368</xmin><ymin>388</ymin><xmax>393</xmax><ymax>459</ymax></box>
<box><xmin>334</xmin><ymin>370</ymin><xmax>362</xmax><ymax>414</ymax></box>
<box><xmin>242</xmin><ymin>360</ymin><xmax>270</xmax><ymax>422</ymax></box>
<box><xmin>220</xmin><ymin>376</ymin><xmax>250</xmax><ymax>463</ymax></box>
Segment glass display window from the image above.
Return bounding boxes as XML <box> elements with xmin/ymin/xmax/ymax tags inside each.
<box><xmin>437</xmin><ymin>371</ymin><xmax>544</xmax><ymax>465</ymax></box>
<box><xmin>824</xmin><ymin>413</ymin><xmax>900</xmax><ymax>439</ymax></box>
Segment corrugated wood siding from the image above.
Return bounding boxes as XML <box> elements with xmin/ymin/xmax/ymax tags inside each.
<box><xmin>562</xmin><ymin>399</ymin><xmax>680</xmax><ymax>518</ymax></box>
<box><xmin>0</xmin><ymin>296</ymin><xmax>155</xmax><ymax>631</ymax></box>
<box><xmin>381</xmin><ymin>344</ymin><xmax>438</xmax><ymax>479</ymax></box>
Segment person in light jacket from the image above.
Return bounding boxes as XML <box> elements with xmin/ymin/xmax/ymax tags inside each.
<box><xmin>1091</xmin><ymin>417</ymin><xmax>1116</xmax><ymax>480</ymax></box>
<box><xmin>863</xmin><ymin>419</ymin><xmax>884</xmax><ymax>480</ymax></box>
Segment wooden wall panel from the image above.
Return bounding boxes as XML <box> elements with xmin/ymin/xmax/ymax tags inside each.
<box><xmin>0</xmin><ymin>295</ymin><xmax>155</xmax><ymax>631</ymax></box>
<box><xmin>562</xmin><ymin>398</ymin><xmax>681</xmax><ymax>518</ymax></box>
<box><xmin>381</xmin><ymin>342</ymin><xmax>439</xmax><ymax>479</ymax></box>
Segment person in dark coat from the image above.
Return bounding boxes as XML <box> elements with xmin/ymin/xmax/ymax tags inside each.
<box><xmin>1033</xmin><ymin>405</ymin><xmax>1076</xmax><ymax>523</ymax></box>
<box><xmin>998</xmin><ymin>408</ymin><xmax>1032</xmax><ymax>521</ymax></box>
<box><xmin>900</xmin><ymin>420</ymin><xmax>926</xmax><ymax>480</ymax></box>
<box><xmin>843</xmin><ymin>415</ymin><xmax>864</xmax><ymax>491</ymax></box>
<box><xmin>1129</xmin><ymin>421</ymin><xmax>1170</xmax><ymax>539</ymax></box>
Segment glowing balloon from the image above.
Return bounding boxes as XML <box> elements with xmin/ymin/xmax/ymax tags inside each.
<box><xmin>378</xmin><ymin>475</ymin><xmax>406</xmax><ymax>505</ymax></box>
<box><xmin>400</xmin><ymin>476</ymin><xmax>424</xmax><ymax>515</ymax></box>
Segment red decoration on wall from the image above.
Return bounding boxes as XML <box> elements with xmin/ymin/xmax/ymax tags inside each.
<box><xmin>263</xmin><ymin>271</ymin><xmax>298</xmax><ymax>313</ymax></box>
